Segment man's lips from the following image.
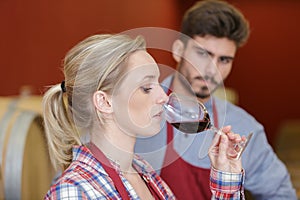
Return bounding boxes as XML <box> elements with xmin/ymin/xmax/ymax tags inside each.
<box><xmin>194</xmin><ymin>76</ymin><xmax>218</xmax><ymax>86</ymax></box>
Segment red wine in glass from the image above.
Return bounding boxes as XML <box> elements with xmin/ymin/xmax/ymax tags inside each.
<box><xmin>164</xmin><ymin>92</ymin><xmax>253</xmax><ymax>159</ymax></box>
<box><xmin>170</xmin><ymin>112</ymin><xmax>211</xmax><ymax>133</ymax></box>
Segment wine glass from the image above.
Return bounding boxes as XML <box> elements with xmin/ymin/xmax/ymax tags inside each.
<box><xmin>163</xmin><ymin>92</ymin><xmax>253</xmax><ymax>160</ymax></box>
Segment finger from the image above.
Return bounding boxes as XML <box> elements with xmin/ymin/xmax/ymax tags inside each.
<box><xmin>241</xmin><ymin>135</ymin><xmax>247</xmax><ymax>142</ymax></box>
<box><xmin>210</xmin><ymin>132</ymin><xmax>221</xmax><ymax>149</ymax></box>
<box><xmin>227</xmin><ymin>132</ymin><xmax>242</xmax><ymax>143</ymax></box>
<box><xmin>218</xmin><ymin>134</ymin><xmax>229</xmax><ymax>160</ymax></box>
<box><xmin>217</xmin><ymin>125</ymin><xmax>231</xmax><ymax>136</ymax></box>
<box><xmin>220</xmin><ymin>125</ymin><xmax>231</xmax><ymax>134</ymax></box>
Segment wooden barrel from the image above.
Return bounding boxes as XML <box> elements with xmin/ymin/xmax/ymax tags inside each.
<box><xmin>0</xmin><ymin>95</ymin><xmax>43</xmax><ymax>115</ymax></box>
<box><xmin>0</xmin><ymin>96</ymin><xmax>56</xmax><ymax>200</ymax></box>
<box><xmin>0</xmin><ymin>166</ymin><xmax>3</xmax><ymax>200</ymax></box>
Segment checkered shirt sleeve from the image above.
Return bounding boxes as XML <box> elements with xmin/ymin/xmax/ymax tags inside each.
<box><xmin>210</xmin><ymin>167</ymin><xmax>245</xmax><ymax>200</ymax></box>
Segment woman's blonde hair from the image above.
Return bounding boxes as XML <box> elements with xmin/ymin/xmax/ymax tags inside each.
<box><xmin>43</xmin><ymin>34</ymin><xmax>145</xmax><ymax>170</ymax></box>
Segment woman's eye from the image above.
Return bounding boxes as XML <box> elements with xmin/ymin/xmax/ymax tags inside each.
<box><xmin>141</xmin><ymin>86</ymin><xmax>152</xmax><ymax>94</ymax></box>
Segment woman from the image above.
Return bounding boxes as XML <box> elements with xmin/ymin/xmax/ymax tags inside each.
<box><xmin>43</xmin><ymin>34</ymin><xmax>245</xmax><ymax>199</ymax></box>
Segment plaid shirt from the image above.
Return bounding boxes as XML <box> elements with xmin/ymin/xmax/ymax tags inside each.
<box><xmin>45</xmin><ymin>145</ymin><xmax>244</xmax><ymax>199</ymax></box>
<box><xmin>45</xmin><ymin>145</ymin><xmax>175</xmax><ymax>200</ymax></box>
<box><xmin>210</xmin><ymin>168</ymin><xmax>245</xmax><ymax>199</ymax></box>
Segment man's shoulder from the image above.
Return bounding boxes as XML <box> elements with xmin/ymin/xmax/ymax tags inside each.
<box><xmin>215</xmin><ymin>97</ymin><xmax>255</xmax><ymax>119</ymax></box>
<box><xmin>214</xmin><ymin>97</ymin><xmax>264</xmax><ymax>131</ymax></box>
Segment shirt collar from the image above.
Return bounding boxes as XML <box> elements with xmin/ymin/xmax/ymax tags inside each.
<box><xmin>72</xmin><ymin>145</ymin><xmax>154</xmax><ymax>177</ymax></box>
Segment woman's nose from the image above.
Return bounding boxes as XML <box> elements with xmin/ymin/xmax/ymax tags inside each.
<box><xmin>157</xmin><ymin>86</ymin><xmax>169</xmax><ymax>104</ymax></box>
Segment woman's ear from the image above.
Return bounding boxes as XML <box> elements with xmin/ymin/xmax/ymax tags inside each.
<box><xmin>93</xmin><ymin>91</ymin><xmax>113</xmax><ymax>114</ymax></box>
<box><xmin>172</xmin><ymin>39</ymin><xmax>184</xmax><ymax>63</ymax></box>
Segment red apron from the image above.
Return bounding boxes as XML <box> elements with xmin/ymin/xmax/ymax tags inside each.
<box><xmin>160</xmin><ymin>88</ymin><xmax>219</xmax><ymax>199</ymax></box>
<box><xmin>160</xmin><ymin>123</ymin><xmax>212</xmax><ymax>200</ymax></box>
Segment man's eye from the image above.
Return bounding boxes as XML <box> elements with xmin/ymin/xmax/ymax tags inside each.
<box><xmin>197</xmin><ymin>50</ymin><xmax>209</xmax><ymax>57</ymax></box>
<box><xmin>219</xmin><ymin>57</ymin><xmax>231</xmax><ymax>64</ymax></box>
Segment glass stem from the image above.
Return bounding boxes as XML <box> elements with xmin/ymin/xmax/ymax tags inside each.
<box><xmin>210</xmin><ymin>125</ymin><xmax>223</xmax><ymax>136</ymax></box>
<box><xmin>209</xmin><ymin>125</ymin><xmax>251</xmax><ymax>160</ymax></box>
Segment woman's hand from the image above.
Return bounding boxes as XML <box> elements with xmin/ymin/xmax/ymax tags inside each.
<box><xmin>208</xmin><ymin>125</ymin><xmax>245</xmax><ymax>173</ymax></box>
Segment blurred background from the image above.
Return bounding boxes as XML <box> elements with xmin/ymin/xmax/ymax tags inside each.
<box><xmin>0</xmin><ymin>0</ymin><xmax>300</xmax><ymax>199</ymax></box>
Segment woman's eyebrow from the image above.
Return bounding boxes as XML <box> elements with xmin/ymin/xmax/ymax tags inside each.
<box><xmin>142</xmin><ymin>75</ymin><xmax>156</xmax><ymax>81</ymax></box>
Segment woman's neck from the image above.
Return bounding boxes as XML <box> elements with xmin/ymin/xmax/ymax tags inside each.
<box><xmin>91</xmin><ymin>126</ymin><xmax>136</xmax><ymax>173</ymax></box>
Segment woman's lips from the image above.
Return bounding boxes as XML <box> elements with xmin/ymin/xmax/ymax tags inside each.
<box><xmin>153</xmin><ymin>110</ymin><xmax>163</xmax><ymax>118</ymax></box>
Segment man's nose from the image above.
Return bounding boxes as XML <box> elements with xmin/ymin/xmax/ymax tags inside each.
<box><xmin>205</xmin><ymin>58</ymin><xmax>218</xmax><ymax>76</ymax></box>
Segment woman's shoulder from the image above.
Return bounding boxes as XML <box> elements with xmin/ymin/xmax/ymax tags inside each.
<box><xmin>48</xmin><ymin>146</ymin><xmax>110</xmax><ymax>190</ymax></box>
<box><xmin>45</xmin><ymin>158</ymin><xmax>112</xmax><ymax>199</ymax></box>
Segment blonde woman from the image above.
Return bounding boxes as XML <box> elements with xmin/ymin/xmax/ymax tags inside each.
<box><xmin>43</xmin><ymin>34</ymin><xmax>245</xmax><ymax>199</ymax></box>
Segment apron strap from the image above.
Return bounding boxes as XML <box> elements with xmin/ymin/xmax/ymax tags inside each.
<box><xmin>89</xmin><ymin>142</ymin><xmax>130</xmax><ymax>200</ymax></box>
<box><xmin>89</xmin><ymin>143</ymin><xmax>165</xmax><ymax>200</ymax></box>
<box><xmin>212</xmin><ymin>98</ymin><xmax>219</xmax><ymax>129</ymax></box>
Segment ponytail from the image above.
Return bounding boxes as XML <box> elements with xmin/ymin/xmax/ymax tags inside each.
<box><xmin>43</xmin><ymin>84</ymin><xmax>81</xmax><ymax>171</ymax></box>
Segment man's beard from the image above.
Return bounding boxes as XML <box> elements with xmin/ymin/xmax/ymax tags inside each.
<box><xmin>194</xmin><ymin>75</ymin><xmax>220</xmax><ymax>99</ymax></box>
<box><xmin>195</xmin><ymin>87</ymin><xmax>210</xmax><ymax>99</ymax></box>
<box><xmin>177</xmin><ymin>72</ymin><xmax>220</xmax><ymax>100</ymax></box>
<box><xmin>177</xmin><ymin>59</ymin><xmax>221</xmax><ymax>99</ymax></box>
<box><xmin>194</xmin><ymin>85</ymin><xmax>219</xmax><ymax>99</ymax></box>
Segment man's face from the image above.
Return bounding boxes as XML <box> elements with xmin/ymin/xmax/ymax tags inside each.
<box><xmin>176</xmin><ymin>35</ymin><xmax>237</xmax><ymax>99</ymax></box>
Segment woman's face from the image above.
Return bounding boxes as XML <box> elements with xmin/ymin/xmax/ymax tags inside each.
<box><xmin>112</xmin><ymin>50</ymin><xmax>168</xmax><ymax>137</ymax></box>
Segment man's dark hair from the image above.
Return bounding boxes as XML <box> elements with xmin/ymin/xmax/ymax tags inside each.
<box><xmin>180</xmin><ymin>0</ymin><xmax>250</xmax><ymax>47</ymax></box>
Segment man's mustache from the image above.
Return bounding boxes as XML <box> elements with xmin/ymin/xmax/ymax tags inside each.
<box><xmin>194</xmin><ymin>75</ymin><xmax>219</xmax><ymax>85</ymax></box>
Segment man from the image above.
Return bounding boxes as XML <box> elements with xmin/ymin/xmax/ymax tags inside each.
<box><xmin>135</xmin><ymin>0</ymin><xmax>297</xmax><ymax>199</ymax></box>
